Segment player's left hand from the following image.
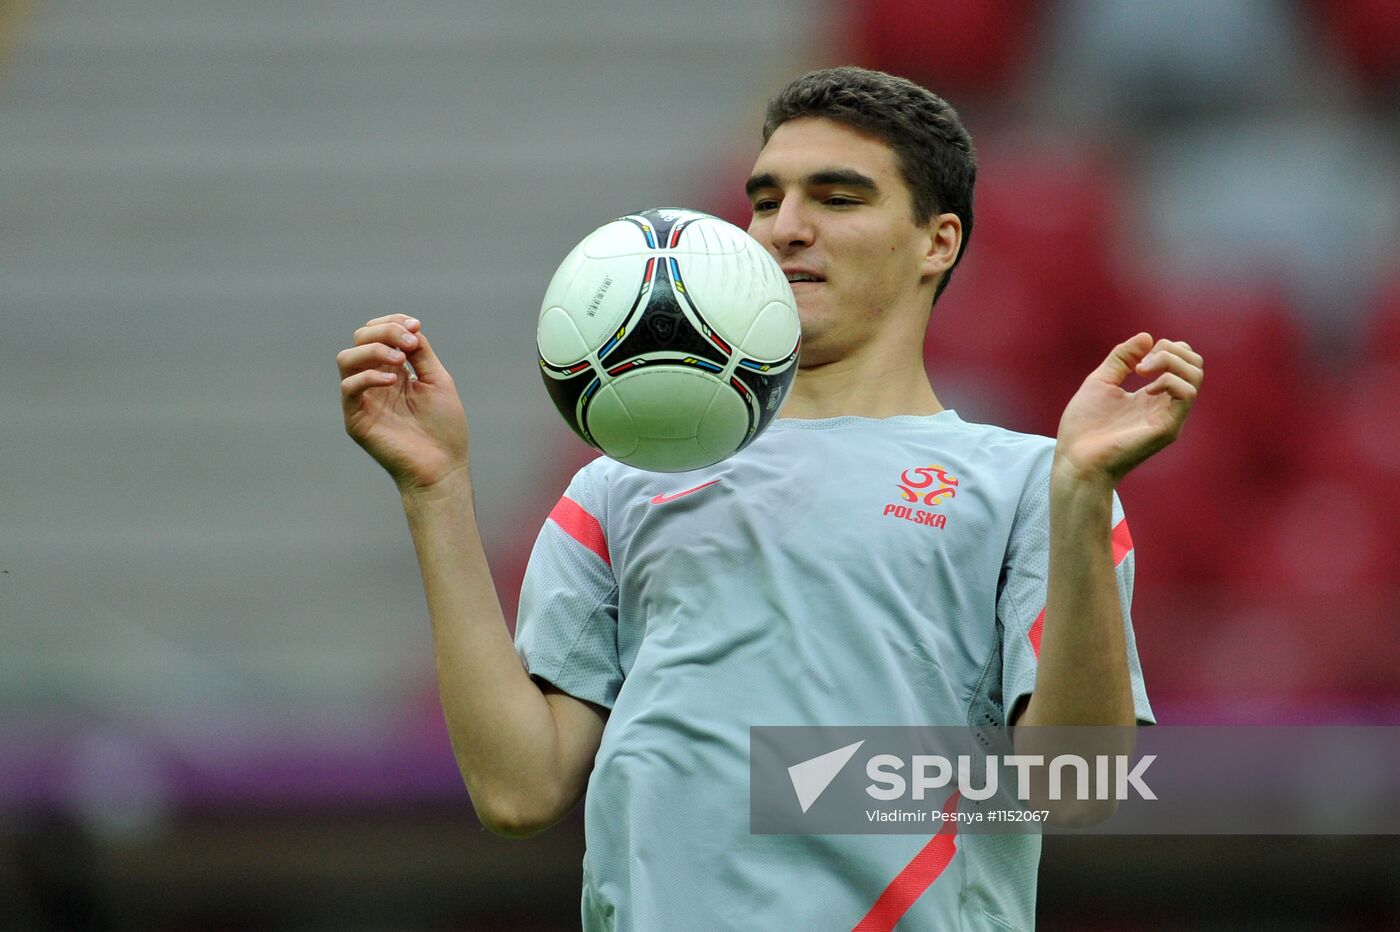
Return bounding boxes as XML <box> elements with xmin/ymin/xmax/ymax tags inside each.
<box><xmin>1055</xmin><ymin>333</ymin><xmax>1204</xmax><ymax>486</ymax></box>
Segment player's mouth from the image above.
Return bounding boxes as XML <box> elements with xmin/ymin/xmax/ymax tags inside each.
<box><xmin>784</xmin><ymin>268</ymin><xmax>825</xmax><ymax>287</ymax></box>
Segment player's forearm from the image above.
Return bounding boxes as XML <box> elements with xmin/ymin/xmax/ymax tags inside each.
<box><xmin>1017</xmin><ymin>462</ymin><xmax>1135</xmax><ymax>728</ymax></box>
<box><xmin>399</xmin><ymin>474</ymin><xmax>571</xmax><ymax>832</ymax></box>
<box><xmin>1014</xmin><ymin>464</ymin><xmax>1135</xmax><ymax>826</ymax></box>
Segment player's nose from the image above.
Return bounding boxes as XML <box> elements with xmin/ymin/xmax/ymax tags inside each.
<box><xmin>768</xmin><ymin>199</ymin><xmax>814</xmax><ymax>251</ymax></box>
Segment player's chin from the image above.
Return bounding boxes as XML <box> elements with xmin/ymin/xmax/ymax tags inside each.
<box><xmin>793</xmin><ymin>334</ymin><xmax>839</xmax><ymax>370</ymax></box>
<box><xmin>790</xmin><ymin>283</ymin><xmax>826</xmax><ymax>309</ymax></box>
<box><xmin>792</xmin><ymin>295</ymin><xmax>829</xmax><ymax>331</ymax></box>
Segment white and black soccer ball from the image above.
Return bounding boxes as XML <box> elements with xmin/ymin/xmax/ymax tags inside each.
<box><xmin>537</xmin><ymin>207</ymin><xmax>801</xmax><ymax>472</ymax></box>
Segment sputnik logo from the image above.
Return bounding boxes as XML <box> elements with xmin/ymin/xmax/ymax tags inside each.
<box><xmin>788</xmin><ymin>741</ymin><xmax>865</xmax><ymax>813</ymax></box>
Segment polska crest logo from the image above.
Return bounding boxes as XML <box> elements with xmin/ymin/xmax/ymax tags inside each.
<box><xmin>897</xmin><ymin>465</ymin><xmax>958</xmax><ymax>506</ymax></box>
<box><xmin>884</xmin><ymin>465</ymin><xmax>959</xmax><ymax>530</ymax></box>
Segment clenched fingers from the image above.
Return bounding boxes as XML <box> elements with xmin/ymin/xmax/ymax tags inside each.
<box><xmin>1143</xmin><ymin>371</ymin><xmax>1198</xmax><ymax>402</ymax></box>
<box><xmin>338</xmin><ymin>317</ymin><xmax>417</xmax><ymax>411</ymax></box>
<box><xmin>336</xmin><ymin>341</ymin><xmax>406</xmax><ymax>379</ymax></box>
<box><xmin>1135</xmin><ymin>345</ymin><xmax>1204</xmax><ymax>388</ymax></box>
<box><xmin>1145</xmin><ymin>338</ymin><xmax>1203</xmax><ymax>367</ymax></box>
<box><xmin>341</xmin><ymin>366</ymin><xmax>401</xmax><ymax>403</ymax></box>
<box><xmin>361</xmin><ymin>313</ymin><xmax>421</xmax><ymax>332</ymax></box>
<box><xmin>353</xmin><ymin>321</ymin><xmax>421</xmax><ymax>353</ymax></box>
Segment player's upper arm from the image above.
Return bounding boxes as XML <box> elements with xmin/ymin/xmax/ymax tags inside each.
<box><xmin>541</xmin><ymin>681</ymin><xmax>609</xmax><ymax>819</ymax></box>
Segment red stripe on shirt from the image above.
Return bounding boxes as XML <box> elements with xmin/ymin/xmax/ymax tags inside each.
<box><xmin>1111</xmin><ymin>518</ymin><xmax>1134</xmax><ymax>566</ymax></box>
<box><xmin>1027</xmin><ymin>607</ymin><xmax>1047</xmax><ymax>658</ymax></box>
<box><xmin>1027</xmin><ymin>518</ymin><xmax>1133</xmax><ymax>659</ymax></box>
<box><xmin>853</xmin><ymin>791</ymin><xmax>962</xmax><ymax>932</ymax></box>
<box><xmin>547</xmin><ymin>495</ymin><xmax>610</xmax><ymax>567</ymax></box>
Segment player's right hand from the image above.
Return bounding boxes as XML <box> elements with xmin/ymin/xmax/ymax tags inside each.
<box><xmin>337</xmin><ymin>314</ymin><xmax>470</xmax><ymax>494</ymax></box>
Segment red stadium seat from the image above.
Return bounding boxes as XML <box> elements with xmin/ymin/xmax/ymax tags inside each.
<box><xmin>1330</xmin><ymin>360</ymin><xmax>1400</xmax><ymax>532</ymax></box>
<box><xmin>1362</xmin><ymin>279</ymin><xmax>1400</xmax><ymax>365</ymax></box>
<box><xmin>1129</xmin><ymin>280</ymin><xmax>1313</xmax><ymax>482</ymax></box>
<box><xmin>968</xmin><ymin>141</ymin><xmax>1126</xmax><ymax>321</ymax></box>
<box><xmin>1144</xmin><ymin>588</ymin><xmax>1395</xmax><ymax>706</ymax></box>
<box><xmin>1226</xmin><ymin>466</ymin><xmax>1395</xmax><ymax>597</ymax></box>
<box><xmin>1310</xmin><ymin>0</ymin><xmax>1400</xmax><ymax>93</ymax></box>
<box><xmin>928</xmin><ymin>140</ymin><xmax>1131</xmax><ymax>433</ymax></box>
<box><xmin>845</xmin><ymin>0</ymin><xmax>1042</xmax><ymax>96</ymax></box>
<box><xmin>1117</xmin><ymin>402</ymin><xmax>1244</xmax><ymax>591</ymax></box>
<box><xmin>1185</xmin><ymin>593</ymin><xmax>1357</xmax><ymax>703</ymax></box>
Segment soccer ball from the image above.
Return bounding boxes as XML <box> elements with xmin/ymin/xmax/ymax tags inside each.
<box><xmin>537</xmin><ymin>207</ymin><xmax>801</xmax><ymax>472</ymax></box>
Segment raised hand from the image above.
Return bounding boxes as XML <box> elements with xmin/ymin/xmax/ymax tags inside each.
<box><xmin>337</xmin><ymin>314</ymin><xmax>470</xmax><ymax>493</ymax></box>
<box><xmin>1055</xmin><ymin>333</ymin><xmax>1204</xmax><ymax>486</ymax></box>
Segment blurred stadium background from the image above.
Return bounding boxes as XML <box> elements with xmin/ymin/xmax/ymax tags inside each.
<box><xmin>2</xmin><ymin>0</ymin><xmax>1398</xmax><ymax>928</ymax></box>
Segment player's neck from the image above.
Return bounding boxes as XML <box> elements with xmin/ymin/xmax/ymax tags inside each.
<box><xmin>780</xmin><ymin>354</ymin><xmax>942</xmax><ymax>420</ymax></box>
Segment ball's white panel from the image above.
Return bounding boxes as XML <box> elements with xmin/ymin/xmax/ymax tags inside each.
<box><xmin>674</xmin><ymin>226</ymin><xmax>796</xmax><ymax>351</ymax></box>
<box><xmin>586</xmin><ymin>384</ymin><xmax>639</xmax><ymax>460</ymax></box>
<box><xmin>536</xmin><ymin>305</ymin><xmax>590</xmax><ymax>366</ymax></box>
<box><xmin>608</xmin><ymin>368</ymin><xmax>718</xmax><ymax>439</ymax></box>
<box><xmin>740</xmin><ymin>299</ymin><xmax>802</xmax><ymax>362</ymax></box>
<box><xmin>668</xmin><ymin>214</ymin><xmax>753</xmax><ymax>256</ymax></box>
<box><xmin>594</xmin><ymin>367</ymin><xmax>731</xmax><ymax>472</ymax></box>
<box><xmin>539</xmin><ymin>242</ymin><xmax>647</xmax><ymax>354</ymax></box>
<box><xmin>695</xmin><ymin>383</ymin><xmax>750</xmax><ymax>459</ymax></box>
<box><xmin>626</xmin><ymin>436</ymin><xmax>713</xmax><ymax>473</ymax></box>
<box><xmin>581</xmin><ymin>219</ymin><xmax>653</xmax><ymax>259</ymax></box>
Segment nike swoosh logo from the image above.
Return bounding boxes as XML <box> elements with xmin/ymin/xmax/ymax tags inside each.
<box><xmin>649</xmin><ymin>479</ymin><xmax>720</xmax><ymax>505</ymax></box>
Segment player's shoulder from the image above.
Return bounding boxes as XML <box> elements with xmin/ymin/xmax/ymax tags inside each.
<box><xmin>568</xmin><ymin>451</ymin><xmax>660</xmax><ymax>490</ymax></box>
<box><xmin>563</xmin><ymin>451</ymin><xmax>694</xmax><ymax>506</ymax></box>
<box><xmin>943</xmin><ymin>412</ymin><xmax>1052</xmax><ymax>447</ymax></box>
<box><xmin>561</xmin><ymin>453</ymin><xmax>619</xmax><ymax>504</ymax></box>
<box><xmin>947</xmin><ymin>415</ymin><xmax>1129</xmax><ymax>519</ymax></box>
<box><xmin>941</xmin><ymin>412</ymin><xmax>1056</xmax><ymax>472</ymax></box>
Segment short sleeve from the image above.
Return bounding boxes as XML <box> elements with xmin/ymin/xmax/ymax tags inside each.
<box><xmin>997</xmin><ymin>470</ymin><xmax>1155</xmax><ymax>725</ymax></box>
<box><xmin>514</xmin><ymin>467</ymin><xmax>624</xmax><ymax>709</ymax></box>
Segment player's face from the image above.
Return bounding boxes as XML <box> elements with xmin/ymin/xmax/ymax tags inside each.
<box><xmin>746</xmin><ymin>117</ymin><xmax>945</xmax><ymax>367</ymax></box>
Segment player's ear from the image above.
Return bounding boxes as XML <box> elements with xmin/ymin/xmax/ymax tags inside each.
<box><xmin>921</xmin><ymin>212</ymin><xmax>961</xmax><ymax>280</ymax></box>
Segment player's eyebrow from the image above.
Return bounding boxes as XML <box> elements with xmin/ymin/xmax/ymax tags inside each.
<box><xmin>744</xmin><ymin>168</ymin><xmax>881</xmax><ymax>199</ymax></box>
<box><xmin>806</xmin><ymin>169</ymin><xmax>879</xmax><ymax>192</ymax></box>
<box><xmin>745</xmin><ymin>173</ymin><xmax>780</xmax><ymax>198</ymax></box>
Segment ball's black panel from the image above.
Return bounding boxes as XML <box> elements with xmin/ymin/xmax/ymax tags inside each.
<box><xmin>732</xmin><ymin>339</ymin><xmax>801</xmax><ymax>447</ymax></box>
<box><xmin>667</xmin><ymin>257</ymin><xmax>742</xmax><ymax>361</ymax></box>
<box><xmin>602</xmin><ymin>353</ymin><xmax>725</xmax><ymax>377</ymax></box>
<box><xmin>625</xmin><ymin>207</ymin><xmax>703</xmax><ymax>251</ymax></box>
<box><xmin>600</xmin><ymin>257</ymin><xmax>728</xmax><ymax>368</ymax></box>
<box><xmin>540</xmin><ymin>362</ymin><xmax>600</xmax><ymax>446</ymax></box>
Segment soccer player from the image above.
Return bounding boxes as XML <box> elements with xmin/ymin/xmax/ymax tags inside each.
<box><xmin>337</xmin><ymin>67</ymin><xmax>1203</xmax><ymax>930</ymax></box>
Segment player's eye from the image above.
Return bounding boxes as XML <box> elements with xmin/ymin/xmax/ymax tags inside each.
<box><xmin>751</xmin><ymin>199</ymin><xmax>778</xmax><ymax>212</ymax></box>
<box><xmin>825</xmin><ymin>196</ymin><xmax>858</xmax><ymax>207</ymax></box>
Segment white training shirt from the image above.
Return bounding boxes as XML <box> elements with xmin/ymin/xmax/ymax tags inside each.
<box><xmin>515</xmin><ymin>410</ymin><xmax>1152</xmax><ymax>931</ymax></box>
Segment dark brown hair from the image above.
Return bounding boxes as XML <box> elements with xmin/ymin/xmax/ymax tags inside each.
<box><xmin>762</xmin><ymin>66</ymin><xmax>976</xmax><ymax>303</ymax></box>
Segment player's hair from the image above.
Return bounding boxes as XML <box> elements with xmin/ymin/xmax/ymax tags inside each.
<box><xmin>762</xmin><ymin>66</ymin><xmax>977</xmax><ymax>304</ymax></box>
